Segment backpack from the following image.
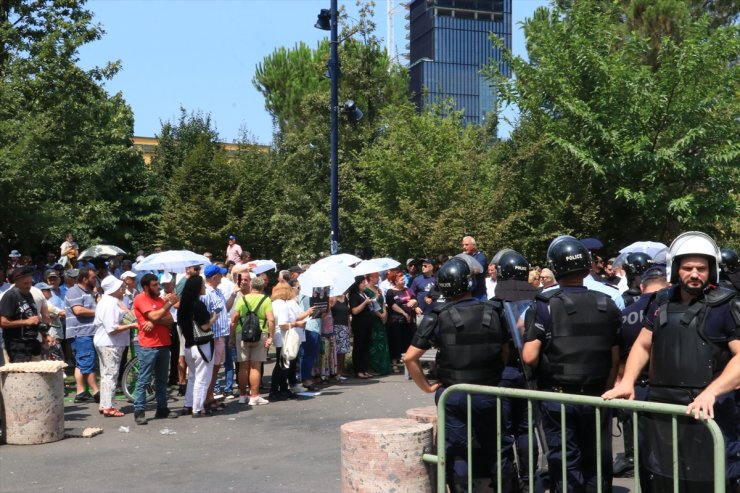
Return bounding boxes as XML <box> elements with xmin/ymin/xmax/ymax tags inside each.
<box><xmin>240</xmin><ymin>295</ymin><xmax>268</xmax><ymax>343</ymax></box>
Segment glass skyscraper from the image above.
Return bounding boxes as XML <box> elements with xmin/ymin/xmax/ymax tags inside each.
<box><xmin>408</xmin><ymin>0</ymin><xmax>512</xmax><ymax>127</ymax></box>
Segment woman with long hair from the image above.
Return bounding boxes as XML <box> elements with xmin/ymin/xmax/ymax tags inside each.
<box><xmin>177</xmin><ymin>275</ymin><xmax>217</xmax><ymax>417</ymax></box>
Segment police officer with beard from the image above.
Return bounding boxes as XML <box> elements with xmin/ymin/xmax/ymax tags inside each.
<box><xmin>604</xmin><ymin>232</ymin><xmax>740</xmax><ymax>493</ymax></box>
<box><xmin>523</xmin><ymin>236</ymin><xmax>621</xmax><ymax>493</ymax></box>
<box><xmin>405</xmin><ymin>255</ymin><xmax>514</xmax><ymax>492</ymax></box>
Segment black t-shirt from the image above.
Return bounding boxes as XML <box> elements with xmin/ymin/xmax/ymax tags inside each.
<box><xmin>180</xmin><ymin>300</ymin><xmax>211</xmax><ymax>348</ymax></box>
<box><xmin>331</xmin><ymin>298</ymin><xmax>350</xmax><ymax>326</ymax></box>
<box><xmin>0</xmin><ymin>287</ymin><xmax>38</xmax><ymax>342</ymax></box>
<box><xmin>349</xmin><ymin>291</ymin><xmax>373</xmax><ymax>329</ymax></box>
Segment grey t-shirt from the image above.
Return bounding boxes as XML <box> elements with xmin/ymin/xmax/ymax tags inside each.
<box><xmin>64</xmin><ymin>285</ymin><xmax>97</xmax><ymax>338</ymax></box>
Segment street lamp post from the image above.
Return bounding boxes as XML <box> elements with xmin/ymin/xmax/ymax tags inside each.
<box><xmin>329</xmin><ymin>0</ymin><xmax>339</xmax><ymax>255</ymax></box>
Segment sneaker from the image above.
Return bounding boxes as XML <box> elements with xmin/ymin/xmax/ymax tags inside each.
<box><xmin>134</xmin><ymin>411</ymin><xmax>148</xmax><ymax>425</ymax></box>
<box><xmin>225</xmin><ymin>394</ymin><xmax>236</xmax><ymax>401</ymax></box>
<box><xmin>248</xmin><ymin>396</ymin><xmax>269</xmax><ymax>406</ymax></box>
<box><xmin>338</xmin><ymin>376</ymin><xmax>347</xmax><ymax>382</ymax></box>
<box><xmin>238</xmin><ymin>395</ymin><xmax>248</xmax><ymax>404</ymax></box>
<box><xmin>192</xmin><ymin>410</ymin><xmax>213</xmax><ymax>418</ymax></box>
<box><xmin>74</xmin><ymin>391</ymin><xmax>92</xmax><ymax>403</ymax></box>
<box><xmin>93</xmin><ymin>392</ymin><xmax>100</xmax><ymax>403</ymax></box>
<box><xmin>290</xmin><ymin>384</ymin><xmax>307</xmax><ymax>393</ymax></box>
<box><xmin>268</xmin><ymin>392</ymin><xmax>286</xmax><ymax>402</ymax></box>
<box><xmin>280</xmin><ymin>390</ymin><xmax>298</xmax><ymax>400</ymax></box>
<box><xmin>154</xmin><ymin>408</ymin><xmax>179</xmax><ymax>419</ymax></box>
<box><xmin>213</xmin><ymin>392</ymin><xmax>224</xmax><ymax>400</ymax></box>
<box><xmin>180</xmin><ymin>407</ymin><xmax>193</xmax><ymax>416</ymax></box>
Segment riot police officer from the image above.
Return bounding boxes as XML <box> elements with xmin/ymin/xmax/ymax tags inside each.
<box><xmin>523</xmin><ymin>236</ymin><xmax>621</xmax><ymax>493</ymax></box>
<box><xmin>720</xmin><ymin>247</ymin><xmax>740</xmax><ymax>292</ymax></box>
<box><xmin>493</xmin><ymin>250</ymin><xmax>541</xmax><ymax>491</ymax></box>
<box><xmin>603</xmin><ymin>231</ymin><xmax>740</xmax><ymax>493</ymax></box>
<box><xmin>621</xmin><ymin>252</ymin><xmax>653</xmax><ymax>307</ymax></box>
<box><xmin>405</xmin><ymin>255</ymin><xmax>514</xmax><ymax>492</ymax></box>
<box><xmin>612</xmin><ymin>265</ymin><xmax>668</xmax><ymax>477</ymax></box>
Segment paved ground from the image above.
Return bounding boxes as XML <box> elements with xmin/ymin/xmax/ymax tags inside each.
<box><xmin>0</xmin><ymin>364</ymin><xmax>637</xmax><ymax>493</ymax></box>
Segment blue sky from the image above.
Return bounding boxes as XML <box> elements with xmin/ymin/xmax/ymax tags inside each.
<box><xmin>78</xmin><ymin>0</ymin><xmax>549</xmax><ymax>144</ymax></box>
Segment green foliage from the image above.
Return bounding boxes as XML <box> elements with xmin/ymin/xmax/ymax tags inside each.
<box><xmin>486</xmin><ymin>0</ymin><xmax>740</xmax><ymax>252</ymax></box>
<box><xmin>0</xmin><ymin>0</ymin><xmax>156</xmax><ymax>256</ymax></box>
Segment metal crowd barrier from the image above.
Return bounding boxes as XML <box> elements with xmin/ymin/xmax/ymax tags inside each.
<box><xmin>421</xmin><ymin>383</ymin><xmax>727</xmax><ymax>493</ymax></box>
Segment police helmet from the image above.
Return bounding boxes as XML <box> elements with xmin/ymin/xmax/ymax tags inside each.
<box><xmin>437</xmin><ymin>257</ymin><xmax>474</xmax><ymax>297</ymax></box>
<box><xmin>496</xmin><ymin>250</ymin><xmax>530</xmax><ymax>281</ymax></box>
<box><xmin>491</xmin><ymin>248</ymin><xmax>514</xmax><ymax>265</ymax></box>
<box><xmin>665</xmin><ymin>231</ymin><xmax>721</xmax><ymax>285</ymax></box>
<box><xmin>546</xmin><ymin>236</ymin><xmax>592</xmax><ymax>280</ymax></box>
<box><xmin>720</xmin><ymin>248</ymin><xmax>738</xmax><ymax>274</ymax></box>
<box><xmin>623</xmin><ymin>252</ymin><xmax>654</xmax><ymax>277</ymax></box>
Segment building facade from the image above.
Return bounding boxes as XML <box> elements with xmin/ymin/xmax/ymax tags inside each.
<box><xmin>408</xmin><ymin>0</ymin><xmax>512</xmax><ymax>128</ymax></box>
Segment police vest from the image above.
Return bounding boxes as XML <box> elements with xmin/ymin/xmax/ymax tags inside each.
<box><xmin>538</xmin><ymin>289</ymin><xmax>618</xmax><ymax>386</ymax></box>
<box><xmin>434</xmin><ymin>300</ymin><xmax>505</xmax><ymax>387</ymax></box>
<box><xmin>622</xmin><ymin>287</ymin><xmax>641</xmax><ymax>308</ymax></box>
<box><xmin>649</xmin><ymin>286</ymin><xmax>736</xmax><ymax>390</ymax></box>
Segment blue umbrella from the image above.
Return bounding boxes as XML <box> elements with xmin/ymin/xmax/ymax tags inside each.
<box><xmin>581</xmin><ymin>238</ymin><xmax>604</xmax><ymax>250</ymax></box>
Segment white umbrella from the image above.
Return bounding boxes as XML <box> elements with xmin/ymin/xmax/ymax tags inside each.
<box><xmin>352</xmin><ymin>257</ymin><xmax>400</xmax><ymax>277</ymax></box>
<box><xmin>244</xmin><ymin>259</ymin><xmax>277</xmax><ymax>275</ymax></box>
<box><xmin>78</xmin><ymin>244</ymin><xmax>126</xmax><ymax>260</ymax></box>
<box><xmin>298</xmin><ymin>264</ymin><xmax>356</xmax><ymax>298</ymax></box>
<box><xmin>313</xmin><ymin>253</ymin><xmax>362</xmax><ymax>269</ymax></box>
<box><xmin>619</xmin><ymin>241</ymin><xmax>668</xmax><ymax>259</ymax></box>
<box><xmin>133</xmin><ymin>250</ymin><xmax>211</xmax><ymax>273</ymax></box>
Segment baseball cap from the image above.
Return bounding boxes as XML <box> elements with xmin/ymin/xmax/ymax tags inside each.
<box><xmin>204</xmin><ymin>264</ymin><xmax>227</xmax><ymax>278</ymax></box>
<box><xmin>120</xmin><ymin>271</ymin><xmax>137</xmax><ymax>280</ymax></box>
<box><xmin>228</xmin><ymin>235</ymin><xmax>237</xmax><ymax>240</ymax></box>
<box><xmin>12</xmin><ymin>266</ymin><xmax>34</xmax><ymax>280</ymax></box>
<box><xmin>34</xmin><ymin>282</ymin><xmax>52</xmax><ymax>290</ymax></box>
<box><xmin>406</xmin><ymin>258</ymin><xmax>415</xmax><ymax>266</ymax></box>
<box><xmin>288</xmin><ymin>265</ymin><xmax>305</xmax><ymax>275</ymax></box>
<box><xmin>45</xmin><ymin>269</ymin><xmax>60</xmax><ymax>279</ymax></box>
<box><xmin>9</xmin><ymin>250</ymin><xmax>21</xmax><ymax>258</ymax></box>
<box><xmin>64</xmin><ymin>269</ymin><xmax>80</xmax><ymax>278</ymax></box>
<box><xmin>421</xmin><ymin>258</ymin><xmax>434</xmax><ymax>265</ymax></box>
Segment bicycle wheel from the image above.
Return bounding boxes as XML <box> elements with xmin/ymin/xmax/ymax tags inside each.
<box><xmin>121</xmin><ymin>356</ymin><xmax>155</xmax><ymax>403</ymax></box>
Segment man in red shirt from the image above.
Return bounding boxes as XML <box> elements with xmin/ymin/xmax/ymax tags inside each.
<box><xmin>132</xmin><ymin>273</ymin><xmax>179</xmax><ymax>425</ymax></box>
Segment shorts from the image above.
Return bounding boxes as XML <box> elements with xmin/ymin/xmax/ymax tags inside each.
<box><xmin>177</xmin><ymin>324</ymin><xmax>186</xmax><ymax>357</ymax></box>
<box><xmin>6</xmin><ymin>339</ymin><xmax>42</xmax><ymax>363</ymax></box>
<box><xmin>72</xmin><ymin>336</ymin><xmax>97</xmax><ymax>374</ymax></box>
<box><xmin>236</xmin><ymin>332</ymin><xmax>268</xmax><ymax>363</ymax></box>
<box><xmin>212</xmin><ymin>336</ymin><xmax>226</xmax><ymax>366</ymax></box>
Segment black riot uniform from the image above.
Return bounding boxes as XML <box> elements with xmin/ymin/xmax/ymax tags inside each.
<box><xmin>621</xmin><ymin>252</ymin><xmax>653</xmax><ymax>307</ymax></box>
<box><xmin>523</xmin><ymin>236</ymin><xmax>621</xmax><ymax>493</ymax></box>
<box><xmin>640</xmin><ymin>284</ymin><xmax>740</xmax><ymax>492</ymax></box>
<box><xmin>408</xmin><ymin>256</ymin><xmax>514</xmax><ymax>492</ymax></box>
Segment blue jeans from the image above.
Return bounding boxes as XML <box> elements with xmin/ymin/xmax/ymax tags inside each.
<box><xmin>300</xmin><ymin>331</ymin><xmax>320</xmax><ymax>382</ymax></box>
<box><xmin>135</xmin><ymin>346</ymin><xmax>170</xmax><ymax>413</ymax></box>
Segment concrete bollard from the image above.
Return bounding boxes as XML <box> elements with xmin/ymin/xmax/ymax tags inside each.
<box><xmin>405</xmin><ymin>405</ymin><xmax>438</xmax><ymax>442</ymax></box>
<box><xmin>341</xmin><ymin>418</ymin><xmax>434</xmax><ymax>493</ymax></box>
<box><xmin>1</xmin><ymin>361</ymin><xmax>67</xmax><ymax>445</ymax></box>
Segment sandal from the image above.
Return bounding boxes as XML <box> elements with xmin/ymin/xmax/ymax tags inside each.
<box><xmin>103</xmin><ymin>408</ymin><xmax>125</xmax><ymax>417</ymax></box>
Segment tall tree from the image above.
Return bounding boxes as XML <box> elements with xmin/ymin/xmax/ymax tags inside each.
<box><xmin>487</xmin><ymin>0</ymin><xmax>740</xmax><ymax>248</ymax></box>
<box><xmin>0</xmin><ymin>0</ymin><xmax>156</xmax><ymax>256</ymax></box>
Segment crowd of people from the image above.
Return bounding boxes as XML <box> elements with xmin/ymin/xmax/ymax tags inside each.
<box><xmin>2</xmin><ymin>231</ymin><xmax>740</xmax><ymax>493</ymax></box>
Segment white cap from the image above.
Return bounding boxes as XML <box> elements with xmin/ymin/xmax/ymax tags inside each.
<box><xmin>101</xmin><ymin>275</ymin><xmax>124</xmax><ymax>295</ymax></box>
<box><xmin>120</xmin><ymin>271</ymin><xmax>137</xmax><ymax>280</ymax></box>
